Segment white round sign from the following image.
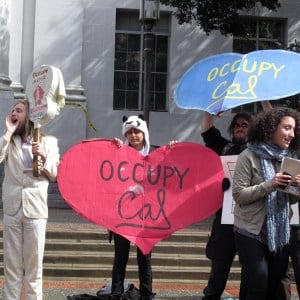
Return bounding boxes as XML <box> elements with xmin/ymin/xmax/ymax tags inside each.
<box><xmin>25</xmin><ymin>65</ymin><xmax>66</xmax><ymax>127</ymax></box>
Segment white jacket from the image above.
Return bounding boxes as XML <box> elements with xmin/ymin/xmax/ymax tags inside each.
<box><xmin>0</xmin><ymin>135</ymin><xmax>60</xmax><ymax>218</ymax></box>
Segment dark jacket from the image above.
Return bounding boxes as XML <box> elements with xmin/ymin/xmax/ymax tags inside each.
<box><xmin>201</xmin><ymin>126</ymin><xmax>247</xmax><ymax>156</ymax></box>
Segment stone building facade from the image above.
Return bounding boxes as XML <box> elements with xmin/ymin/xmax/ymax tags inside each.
<box><xmin>0</xmin><ymin>0</ymin><xmax>299</xmax><ymax>207</ymax></box>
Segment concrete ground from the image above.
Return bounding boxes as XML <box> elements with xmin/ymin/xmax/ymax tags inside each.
<box><xmin>0</xmin><ymin>280</ymin><xmax>240</xmax><ymax>300</ymax></box>
<box><xmin>0</xmin><ymin>208</ymin><xmax>298</xmax><ymax>299</ymax></box>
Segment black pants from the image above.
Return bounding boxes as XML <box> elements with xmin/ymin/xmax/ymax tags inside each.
<box><xmin>290</xmin><ymin>226</ymin><xmax>300</xmax><ymax>297</ymax></box>
<box><xmin>111</xmin><ymin>233</ymin><xmax>153</xmax><ymax>299</ymax></box>
<box><xmin>203</xmin><ymin>210</ymin><xmax>246</xmax><ymax>299</ymax></box>
<box><xmin>235</xmin><ymin>231</ymin><xmax>290</xmax><ymax>300</ymax></box>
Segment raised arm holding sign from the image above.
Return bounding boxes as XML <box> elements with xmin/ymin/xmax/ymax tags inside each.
<box><xmin>200</xmin><ymin>109</ymin><xmax>252</xmax><ymax>299</ymax></box>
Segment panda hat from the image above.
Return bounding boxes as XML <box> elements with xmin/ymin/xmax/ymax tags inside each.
<box><xmin>122</xmin><ymin>115</ymin><xmax>150</xmax><ymax>155</ymax></box>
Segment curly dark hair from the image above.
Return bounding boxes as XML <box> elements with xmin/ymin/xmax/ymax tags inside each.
<box><xmin>248</xmin><ymin>107</ymin><xmax>300</xmax><ymax>151</ymax></box>
<box><xmin>228</xmin><ymin>112</ymin><xmax>253</xmax><ymax>136</ymax></box>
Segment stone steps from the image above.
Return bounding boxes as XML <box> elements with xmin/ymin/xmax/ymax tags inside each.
<box><xmin>0</xmin><ymin>209</ymin><xmax>295</xmax><ymax>287</ymax></box>
<box><xmin>0</xmin><ymin>226</ymin><xmax>243</xmax><ymax>283</ymax></box>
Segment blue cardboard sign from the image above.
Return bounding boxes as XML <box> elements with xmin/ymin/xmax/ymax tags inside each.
<box><xmin>174</xmin><ymin>50</ymin><xmax>300</xmax><ymax>115</ymax></box>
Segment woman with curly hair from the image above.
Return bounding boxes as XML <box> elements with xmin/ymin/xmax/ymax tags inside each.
<box><xmin>232</xmin><ymin>107</ymin><xmax>300</xmax><ymax>300</ymax></box>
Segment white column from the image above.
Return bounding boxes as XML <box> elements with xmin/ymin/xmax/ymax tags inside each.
<box><xmin>8</xmin><ymin>0</ymin><xmax>27</xmax><ymax>97</ymax></box>
<box><xmin>0</xmin><ymin>0</ymin><xmax>12</xmax><ymax>89</ymax></box>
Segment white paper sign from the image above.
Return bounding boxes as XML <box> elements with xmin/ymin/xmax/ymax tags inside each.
<box><xmin>220</xmin><ymin>155</ymin><xmax>299</xmax><ymax>225</ymax></box>
<box><xmin>26</xmin><ymin>65</ymin><xmax>66</xmax><ymax>127</ymax></box>
<box><xmin>220</xmin><ymin>155</ymin><xmax>237</xmax><ymax>224</ymax></box>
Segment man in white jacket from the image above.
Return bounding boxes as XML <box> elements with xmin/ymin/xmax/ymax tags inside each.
<box><xmin>0</xmin><ymin>99</ymin><xmax>60</xmax><ymax>300</ymax></box>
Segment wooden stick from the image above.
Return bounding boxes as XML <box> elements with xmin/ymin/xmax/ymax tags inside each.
<box><xmin>33</xmin><ymin>127</ymin><xmax>41</xmax><ymax>177</ymax></box>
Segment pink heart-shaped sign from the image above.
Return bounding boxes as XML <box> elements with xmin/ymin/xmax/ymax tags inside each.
<box><xmin>57</xmin><ymin>139</ymin><xmax>224</xmax><ymax>254</ymax></box>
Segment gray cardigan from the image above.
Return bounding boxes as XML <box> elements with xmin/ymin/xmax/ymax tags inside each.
<box><xmin>232</xmin><ymin>148</ymin><xmax>299</xmax><ymax>235</ymax></box>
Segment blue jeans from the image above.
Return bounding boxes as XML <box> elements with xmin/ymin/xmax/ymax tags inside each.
<box><xmin>235</xmin><ymin>231</ymin><xmax>290</xmax><ymax>300</ymax></box>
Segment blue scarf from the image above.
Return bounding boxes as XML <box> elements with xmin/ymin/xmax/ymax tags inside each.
<box><xmin>248</xmin><ymin>142</ymin><xmax>291</xmax><ymax>252</ymax></box>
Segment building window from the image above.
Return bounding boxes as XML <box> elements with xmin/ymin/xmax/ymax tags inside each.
<box><xmin>113</xmin><ymin>10</ymin><xmax>169</xmax><ymax>111</ymax></box>
<box><xmin>233</xmin><ymin>17</ymin><xmax>285</xmax><ymax>54</ymax></box>
<box><xmin>232</xmin><ymin>17</ymin><xmax>286</xmax><ymax>113</ymax></box>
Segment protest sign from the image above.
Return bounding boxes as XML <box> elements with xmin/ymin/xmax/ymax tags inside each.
<box><xmin>25</xmin><ymin>65</ymin><xmax>65</xmax><ymax>176</ymax></box>
<box><xmin>58</xmin><ymin>139</ymin><xmax>224</xmax><ymax>254</ymax></box>
<box><xmin>174</xmin><ymin>50</ymin><xmax>300</xmax><ymax>115</ymax></box>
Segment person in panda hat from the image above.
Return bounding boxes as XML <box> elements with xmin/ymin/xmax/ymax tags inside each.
<box><xmin>121</xmin><ymin>114</ymin><xmax>153</xmax><ymax>155</ymax></box>
<box><xmin>110</xmin><ymin>114</ymin><xmax>155</xmax><ymax>300</ymax></box>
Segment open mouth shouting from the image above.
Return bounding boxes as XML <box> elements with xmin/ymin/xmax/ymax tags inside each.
<box><xmin>11</xmin><ymin>117</ymin><xmax>18</xmax><ymax>124</ymax></box>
